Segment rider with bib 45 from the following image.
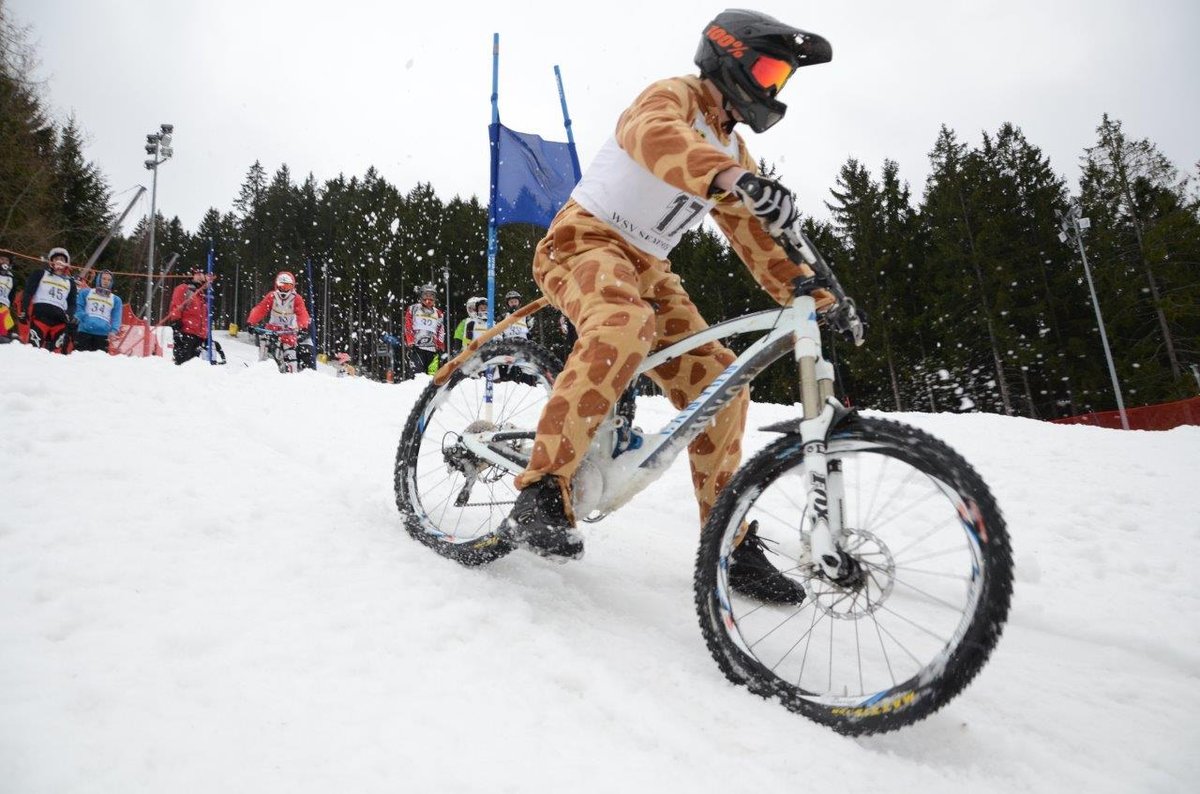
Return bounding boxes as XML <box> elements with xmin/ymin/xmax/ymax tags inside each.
<box><xmin>22</xmin><ymin>247</ymin><xmax>78</xmax><ymax>352</ymax></box>
<box><xmin>502</xmin><ymin>10</ymin><xmax>838</xmax><ymax>603</ymax></box>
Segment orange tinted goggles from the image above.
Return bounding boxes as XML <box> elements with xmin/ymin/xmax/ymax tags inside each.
<box><xmin>750</xmin><ymin>54</ymin><xmax>795</xmax><ymax>93</ymax></box>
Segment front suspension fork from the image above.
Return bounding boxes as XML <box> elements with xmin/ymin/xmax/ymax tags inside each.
<box><xmin>797</xmin><ymin>342</ymin><xmax>848</xmax><ymax>579</ymax></box>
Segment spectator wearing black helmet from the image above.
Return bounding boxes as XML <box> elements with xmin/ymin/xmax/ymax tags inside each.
<box><xmin>500</xmin><ymin>289</ymin><xmax>534</xmax><ymax>341</ymax></box>
<box><xmin>402</xmin><ymin>283</ymin><xmax>445</xmax><ymax>376</ymax></box>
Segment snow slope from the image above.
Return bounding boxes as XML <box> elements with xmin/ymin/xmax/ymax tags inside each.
<box><xmin>1</xmin><ymin>344</ymin><xmax>1198</xmax><ymax>793</ymax></box>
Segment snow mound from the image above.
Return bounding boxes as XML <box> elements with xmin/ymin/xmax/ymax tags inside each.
<box><xmin>2</xmin><ymin>344</ymin><xmax>1198</xmax><ymax>793</ymax></box>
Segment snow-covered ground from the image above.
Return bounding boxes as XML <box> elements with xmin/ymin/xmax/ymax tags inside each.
<box><xmin>2</xmin><ymin>342</ymin><xmax>1198</xmax><ymax>793</ymax></box>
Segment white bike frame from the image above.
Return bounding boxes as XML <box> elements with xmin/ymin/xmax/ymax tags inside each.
<box><xmin>458</xmin><ymin>294</ymin><xmax>852</xmax><ymax>577</ymax></box>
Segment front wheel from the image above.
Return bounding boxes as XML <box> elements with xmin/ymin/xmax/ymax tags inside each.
<box><xmin>695</xmin><ymin>416</ymin><xmax>1012</xmax><ymax>735</ymax></box>
<box><xmin>394</xmin><ymin>338</ymin><xmax>562</xmax><ymax>566</ymax></box>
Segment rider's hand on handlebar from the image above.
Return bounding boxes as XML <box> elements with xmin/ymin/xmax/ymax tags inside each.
<box><xmin>732</xmin><ymin>172</ymin><xmax>800</xmax><ymax>238</ymax></box>
<box><xmin>822</xmin><ymin>299</ymin><xmax>868</xmax><ymax>347</ymax></box>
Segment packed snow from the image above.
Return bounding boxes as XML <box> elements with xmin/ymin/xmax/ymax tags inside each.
<box><xmin>2</xmin><ymin>339</ymin><xmax>1198</xmax><ymax>793</ymax></box>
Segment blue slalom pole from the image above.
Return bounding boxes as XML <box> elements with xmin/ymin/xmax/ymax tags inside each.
<box><xmin>205</xmin><ymin>241</ymin><xmax>214</xmax><ymax>363</ymax></box>
<box><xmin>305</xmin><ymin>257</ymin><xmax>318</xmax><ymax>369</ymax></box>
<box><xmin>484</xmin><ymin>33</ymin><xmax>502</xmax><ymax>411</ymax></box>
<box><xmin>554</xmin><ymin>65</ymin><xmax>583</xmax><ymax>182</ymax></box>
<box><xmin>486</xmin><ymin>32</ymin><xmax>500</xmax><ymax>330</ymax></box>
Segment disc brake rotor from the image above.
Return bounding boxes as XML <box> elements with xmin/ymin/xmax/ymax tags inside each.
<box><xmin>806</xmin><ymin>529</ymin><xmax>895</xmax><ymax>620</ymax></box>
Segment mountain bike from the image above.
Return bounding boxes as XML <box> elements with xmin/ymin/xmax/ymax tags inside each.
<box><xmin>251</xmin><ymin>325</ymin><xmax>313</xmax><ymax>373</ymax></box>
<box><xmin>393</xmin><ymin>226</ymin><xmax>1012</xmax><ymax>736</ymax></box>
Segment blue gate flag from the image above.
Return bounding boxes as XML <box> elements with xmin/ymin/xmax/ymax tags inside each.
<box><xmin>490</xmin><ymin>123</ymin><xmax>579</xmax><ymax>228</ymax></box>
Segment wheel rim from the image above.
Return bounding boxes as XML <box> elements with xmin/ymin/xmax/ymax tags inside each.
<box><xmin>714</xmin><ymin>437</ymin><xmax>988</xmax><ymax>710</ymax></box>
<box><xmin>404</xmin><ymin>353</ymin><xmax>554</xmax><ymax>546</ymax></box>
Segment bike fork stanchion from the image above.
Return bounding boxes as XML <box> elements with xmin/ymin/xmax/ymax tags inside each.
<box><xmin>792</xmin><ymin>294</ymin><xmax>848</xmax><ymax>578</ymax></box>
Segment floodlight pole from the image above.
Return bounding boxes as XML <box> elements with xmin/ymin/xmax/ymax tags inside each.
<box><xmin>142</xmin><ymin>124</ymin><xmax>174</xmax><ymax>320</ymax></box>
<box><xmin>1060</xmin><ymin>201</ymin><xmax>1129</xmax><ymax>430</ymax></box>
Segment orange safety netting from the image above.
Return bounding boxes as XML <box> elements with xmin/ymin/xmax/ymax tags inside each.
<box><xmin>109</xmin><ymin>304</ymin><xmax>164</xmax><ymax>357</ymax></box>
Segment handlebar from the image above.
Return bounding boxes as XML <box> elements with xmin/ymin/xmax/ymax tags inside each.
<box><xmin>775</xmin><ymin>224</ymin><xmax>867</xmax><ymax>348</ymax></box>
<box><xmin>250</xmin><ymin>326</ymin><xmax>305</xmax><ymax>337</ymax></box>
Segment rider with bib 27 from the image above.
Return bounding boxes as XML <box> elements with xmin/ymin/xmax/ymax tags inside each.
<box><xmin>248</xmin><ymin>271</ymin><xmax>311</xmax><ymax>370</ymax></box>
<box><xmin>502</xmin><ymin>10</ymin><xmax>837</xmax><ymax>603</ymax></box>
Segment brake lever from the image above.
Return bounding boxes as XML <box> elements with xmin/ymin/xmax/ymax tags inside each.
<box><xmin>824</xmin><ymin>298</ymin><xmax>867</xmax><ymax>348</ymax></box>
<box><xmin>774</xmin><ymin>223</ymin><xmax>866</xmax><ymax>347</ymax></box>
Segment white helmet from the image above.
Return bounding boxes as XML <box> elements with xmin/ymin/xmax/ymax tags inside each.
<box><xmin>465</xmin><ymin>296</ymin><xmax>488</xmax><ymax>321</ymax></box>
<box><xmin>47</xmin><ymin>247</ymin><xmax>71</xmax><ymax>267</ymax></box>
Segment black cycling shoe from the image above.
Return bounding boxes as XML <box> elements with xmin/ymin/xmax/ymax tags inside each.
<box><xmin>503</xmin><ymin>478</ymin><xmax>584</xmax><ymax>561</ymax></box>
<box><xmin>728</xmin><ymin>521</ymin><xmax>806</xmax><ymax>605</ymax></box>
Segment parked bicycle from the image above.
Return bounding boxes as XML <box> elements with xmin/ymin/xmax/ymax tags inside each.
<box><xmin>394</xmin><ymin>223</ymin><xmax>1012</xmax><ymax>736</ymax></box>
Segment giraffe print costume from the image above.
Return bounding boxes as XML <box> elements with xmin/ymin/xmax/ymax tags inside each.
<box><xmin>515</xmin><ymin>75</ymin><xmax>833</xmax><ymax>527</ymax></box>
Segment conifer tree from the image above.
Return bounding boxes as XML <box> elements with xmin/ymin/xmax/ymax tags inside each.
<box><xmin>53</xmin><ymin>116</ymin><xmax>113</xmax><ymax>259</ymax></box>
<box><xmin>1080</xmin><ymin>115</ymin><xmax>1199</xmax><ymax>397</ymax></box>
<box><xmin>0</xmin><ymin>7</ymin><xmax>58</xmax><ymax>254</ymax></box>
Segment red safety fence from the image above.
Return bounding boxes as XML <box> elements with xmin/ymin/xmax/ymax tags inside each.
<box><xmin>1049</xmin><ymin>396</ymin><xmax>1200</xmax><ymax>431</ymax></box>
<box><xmin>109</xmin><ymin>304</ymin><xmax>163</xmax><ymax>357</ymax></box>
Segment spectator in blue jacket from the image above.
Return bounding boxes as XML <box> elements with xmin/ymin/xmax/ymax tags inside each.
<box><xmin>74</xmin><ymin>270</ymin><xmax>123</xmax><ymax>352</ymax></box>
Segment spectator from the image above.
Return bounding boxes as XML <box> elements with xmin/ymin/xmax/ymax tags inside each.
<box><xmin>165</xmin><ymin>266</ymin><xmax>214</xmax><ymax>365</ymax></box>
<box><xmin>22</xmin><ymin>247</ymin><xmax>77</xmax><ymax>352</ymax></box>
<box><xmin>403</xmin><ymin>283</ymin><xmax>445</xmax><ymax>376</ymax></box>
<box><xmin>74</xmin><ymin>270</ymin><xmax>123</xmax><ymax>352</ymax></box>
<box><xmin>0</xmin><ymin>254</ymin><xmax>16</xmax><ymax>341</ymax></box>
<box><xmin>453</xmin><ymin>296</ymin><xmax>488</xmax><ymax>354</ymax></box>
<box><xmin>501</xmin><ymin>289</ymin><xmax>534</xmax><ymax>340</ymax></box>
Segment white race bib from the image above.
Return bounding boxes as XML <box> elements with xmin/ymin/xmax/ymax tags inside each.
<box><xmin>412</xmin><ymin>313</ymin><xmax>439</xmax><ymax>333</ymax></box>
<box><xmin>0</xmin><ymin>274</ymin><xmax>12</xmax><ymax>307</ymax></box>
<box><xmin>269</xmin><ymin>292</ymin><xmax>298</xmax><ymax>329</ymax></box>
<box><xmin>570</xmin><ymin>116</ymin><xmax>741</xmax><ymax>258</ymax></box>
<box><xmin>84</xmin><ymin>291</ymin><xmax>115</xmax><ymax>323</ymax></box>
<box><xmin>33</xmin><ymin>273</ymin><xmax>71</xmax><ymax>311</ymax></box>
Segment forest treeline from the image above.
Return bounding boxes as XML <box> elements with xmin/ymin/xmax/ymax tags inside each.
<box><xmin>3</xmin><ymin>8</ymin><xmax>1197</xmax><ymax>414</ymax></box>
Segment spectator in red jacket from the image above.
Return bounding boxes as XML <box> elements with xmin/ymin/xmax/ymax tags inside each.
<box><xmin>165</xmin><ymin>267</ymin><xmax>214</xmax><ymax>365</ymax></box>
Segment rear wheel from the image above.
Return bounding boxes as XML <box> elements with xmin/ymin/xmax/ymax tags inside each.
<box><xmin>695</xmin><ymin>416</ymin><xmax>1012</xmax><ymax>735</ymax></box>
<box><xmin>394</xmin><ymin>338</ymin><xmax>562</xmax><ymax>566</ymax></box>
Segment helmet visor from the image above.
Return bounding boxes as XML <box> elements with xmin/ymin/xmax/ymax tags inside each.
<box><xmin>750</xmin><ymin>54</ymin><xmax>794</xmax><ymax>93</ymax></box>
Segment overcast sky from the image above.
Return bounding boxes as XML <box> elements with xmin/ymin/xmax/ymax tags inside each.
<box><xmin>10</xmin><ymin>0</ymin><xmax>1200</xmax><ymax>235</ymax></box>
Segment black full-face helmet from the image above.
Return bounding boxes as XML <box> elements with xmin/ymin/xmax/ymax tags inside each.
<box><xmin>694</xmin><ymin>9</ymin><xmax>832</xmax><ymax>133</ymax></box>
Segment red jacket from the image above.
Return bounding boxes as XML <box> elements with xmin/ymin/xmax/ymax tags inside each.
<box><xmin>247</xmin><ymin>290</ymin><xmax>310</xmax><ymax>330</ymax></box>
<box><xmin>166</xmin><ymin>281</ymin><xmax>210</xmax><ymax>337</ymax></box>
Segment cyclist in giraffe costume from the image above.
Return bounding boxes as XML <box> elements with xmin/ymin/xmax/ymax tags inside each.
<box><xmin>505</xmin><ymin>10</ymin><xmax>839</xmax><ymax>598</ymax></box>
